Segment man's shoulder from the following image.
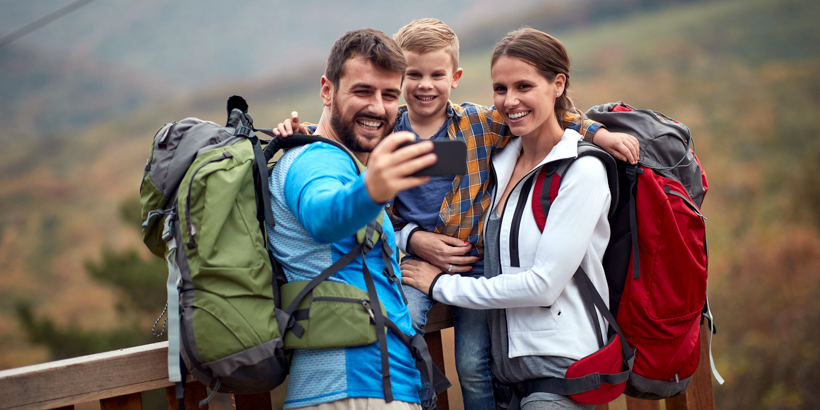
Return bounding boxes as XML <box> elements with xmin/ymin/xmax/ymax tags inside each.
<box><xmin>281</xmin><ymin>141</ymin><xmax>358</xmax><ymax>179</ymax></box>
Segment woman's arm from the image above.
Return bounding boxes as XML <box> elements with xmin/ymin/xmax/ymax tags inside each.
<box><xmin>403</xmin><ymin>156</ymin><xmax>610</xmax><ymax>309</ymax></box>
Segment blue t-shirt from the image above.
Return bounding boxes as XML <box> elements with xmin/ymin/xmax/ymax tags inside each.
<box><xmin>267</xmin><ymin>142</ymin><xmax>422</xmax><ymax>408</ymax></box>
<box><xmin>392</xmin><ymin>110</ymin><xmax>484</xmax><ymax>277</ymax></box>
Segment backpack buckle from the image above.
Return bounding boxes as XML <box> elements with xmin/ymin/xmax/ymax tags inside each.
<box><xmin>235</xmin><ymin>125</ymin><xmax>252</xmax><ymax>138</ymax></box>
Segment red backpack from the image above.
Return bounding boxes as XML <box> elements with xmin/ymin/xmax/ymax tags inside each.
<box><xmin>531</xmin><ymin>102</ymin><xmax>722</xmax><ymax>402</ymax></box>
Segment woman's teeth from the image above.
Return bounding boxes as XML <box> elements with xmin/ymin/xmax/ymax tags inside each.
<box><xmin>508</xmin><ymin>111</ymin><xmax>530</xmax><ymax>119</ymax></box>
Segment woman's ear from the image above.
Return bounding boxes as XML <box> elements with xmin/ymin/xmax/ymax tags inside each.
<box><xmin>554</xmin><ymin>73</ymin><xmax>567</xmax><ymax>97</ymax></box>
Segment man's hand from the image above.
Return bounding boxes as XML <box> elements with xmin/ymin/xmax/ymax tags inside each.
<box><xmin>400</xmin><ymin>259</ymin><xmax>443</xmax><ymax>296</ymax></box>
<box><xmin>365</xmin><ymin>131</ymin><xmax>436</xmax><ymax>203</ymax></box>
<box><xmin>272</xmin><ymin>111</ymin><xmax>307</xmax><ymax>137</ymax></box>
<box><xmin>593</xmin><ymin>128</ymin><xmax>640</xmax><ymax>165</ymax></box>
<box><xmin>408</xmin><ymin>231</ymin><xmax>474</xmax><ymax>273</ymax></box>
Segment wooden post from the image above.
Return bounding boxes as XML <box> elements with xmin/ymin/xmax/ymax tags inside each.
<box><xmin>424</xmin><ymin>330</ymin><xmax>449</xmax><ymax>410</ymax></box>
<box><xmin>165</xmin><ymin>380</ymin><xmax>209</xmax><ymax>410</ymax></box>
<box><xmin>100</xmin><ymin>393</ymin><xmax>142</xmax><ymax>410</ymax></box>
<box><xmin>595</xmin><ymin>403</ymin><xmax>610</xmax><ymax>410</ymax></box>
<box><xmin>422</xmin><ymin>304</ymin><xmax>454</xmax><ymax>410</ymax></box>
<box><xmin>625</xmin><ymin>397</ymin><xmax>660</xmax><ymax>410</ymax></box>
<box><xmin>665</xmin><ymin>322</ymin><xmax>717</xmax><ymax>410</ymax></box>
<box><xmin>232</xmin><ymin>392</ymin><xmax>273</xmax><ymax>410</ymax></box>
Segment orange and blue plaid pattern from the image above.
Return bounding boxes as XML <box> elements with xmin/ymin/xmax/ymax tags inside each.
<box><xmin>387</xmin><ymin>101</ymin><xmax>601</xmax><ymax>257</ymax></box>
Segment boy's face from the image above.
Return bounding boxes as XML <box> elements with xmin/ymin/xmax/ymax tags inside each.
<box><xmin>402</xmin><ymin>49</ymin><xmax>463</xmax><ymax>120</ymax></box>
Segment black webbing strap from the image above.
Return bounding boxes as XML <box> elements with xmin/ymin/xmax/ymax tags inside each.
<box><xmin>576</xmin><ymin>268</ymin><xmax>605</xmax><ymax>349</ymax></box>
<box><xmin>283</xmin><ymin>242</ymin><xmax>365</xmax><ymax>316</ymax></box>
<box><xmin>625</xmin><ymin>165</ymin><xmax>641</xmax><ymax>279</ymax></box>
<box><xmin>176</xmin><ymin>355</ymin><xmax>187</xmax><ymax>410</ymax></box>
<box><xmin>506</xmin><ymin>269</ymin><xmax>634</xmax><ymax>408</ymax></box>
<box><xmin>361</xmin><ymin>247</ymin><xmax>393</xmax><ymax>402</ymax></box>
<box><xmin>574</xmin><ymin>268</ymin><xmax>633</xmax><ymax>364</ymax></box>
<box><xmin>380</xmin><ymin>315</ymin><xmax>451</xmax><ymax>407</ymax></box>
<box><xmin>250</xmin><ymin>136</ymin><xmax>276</xmax><ymax>227</ymax></box>
<box><xmin>380</xmin><ymin>232</ymin><xmax>407</xmax><ymax>304</ymax></box>
<box><xmin>513</xmin><ymin>368</ymin><xmax>631</xmax><ymax>400</ymax></box>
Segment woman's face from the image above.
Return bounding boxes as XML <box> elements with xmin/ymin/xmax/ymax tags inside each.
<box><xmin>491</xmin><ymin>56</ymin><xmax>563</xmax><ymax>139</ymax></box>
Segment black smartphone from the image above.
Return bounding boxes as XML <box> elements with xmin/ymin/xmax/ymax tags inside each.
<box><xmin>400</xmin><ymin>140</ymin><xmax>467</xmax><ymax>176</ymax></box>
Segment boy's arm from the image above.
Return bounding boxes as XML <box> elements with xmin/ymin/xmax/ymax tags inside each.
<box><xmin>272</xmin><ymin>111</ymin><xmax>315</xmax><ymax>136</ymax></box>
<box><xmin>563</xmin><ymin>111</ymin><xmax>640</xmax><ymax>165</ymax></box>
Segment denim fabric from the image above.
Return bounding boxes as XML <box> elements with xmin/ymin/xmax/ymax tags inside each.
<box><xmin>403</xmin><ymin>285</ymin><xmax>494</xmax><ymax>410</ymax></box>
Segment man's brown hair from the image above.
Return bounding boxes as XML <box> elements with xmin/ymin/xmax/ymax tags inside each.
<box><xmin>393</xmin><ymin>18</ymin><xmax>459</xmax><ymax>72</ymax></box>
<box><xmin>325</xmin><ymin>28</ymin><xmax>407</xmax><ymax>89</ymax></box>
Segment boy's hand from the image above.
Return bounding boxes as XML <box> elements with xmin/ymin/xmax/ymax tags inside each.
<box><xmin>365</xmin><ymin>131</ymin><xmax>436</xmax><ymax>203</ymax></box>
<box><xmin>593</xmin><ymin>128</ymin><xmax>640</xmax><ymax>164</ymax></box>
<box><xmin>272</xmin><ymin>111</ymin><xmax>307</xmax><ymax>137</ymax></box>
<box><xmin>408</xmin><ymin>231</ymin><xmax>474</xmax><ymax>274</ymax></box>
<box><xmin>400</xmin><ymin>259</ymin><xmax>443</xmax><ymax>296</ymax></box>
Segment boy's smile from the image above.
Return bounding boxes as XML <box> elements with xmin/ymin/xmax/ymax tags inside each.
<box><xmin>402</xmin><ymin>49</ymin><xmax>463</xmax><ymax>124</ymax></box>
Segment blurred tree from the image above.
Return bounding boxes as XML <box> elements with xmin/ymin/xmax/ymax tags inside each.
<box><xmin>713</xmin><ymin>229</ymin><xmax>820</xmax><ymax>410</ymax></box>
<box><xmin>16</xmin><ymin>196</ymin><xmax>167</xmax><ymax>358</ymax></box>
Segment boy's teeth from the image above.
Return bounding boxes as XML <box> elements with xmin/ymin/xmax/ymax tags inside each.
<box><xmin>417</xmin><ymin>96</ymin><xmax>434</xmax><ymax>101</ymax></box>
<box><xmin>509</xmin><ymin>111</ymin><xmax>530</xmax><ymax>119</ymax></box>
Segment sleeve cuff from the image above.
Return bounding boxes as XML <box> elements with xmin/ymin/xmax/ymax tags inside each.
<box><xmin>396</xmin><ymin>223</ymin><xmax>421</xmax><ymax>254</ymax></box>
<box><xmin>428</xmin><ymin>273</ymin><xmax>445</xmax><ymax>298</ymax></box>
<box><xmin>582</xmin><ymin>122</ymin><xmax>603</xmax><ymax>143</ymax></box>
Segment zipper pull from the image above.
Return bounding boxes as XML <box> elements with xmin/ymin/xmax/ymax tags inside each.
<box><xmin>361</xmin><ymin>300</ymin><xmax>376</xmax><ymax>322</ymax></box>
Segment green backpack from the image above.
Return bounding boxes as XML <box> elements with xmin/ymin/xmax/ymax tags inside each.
<box><xmin>140</xmin><ymin>99</ymin><xmax>448</xmax><ymax>408</ymax></box>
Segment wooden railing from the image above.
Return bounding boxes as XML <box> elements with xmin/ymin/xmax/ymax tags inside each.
<box><xmin>0</xmin><ymin>304</ymin><xmax>715</xmax><ymax>410</ymax></box>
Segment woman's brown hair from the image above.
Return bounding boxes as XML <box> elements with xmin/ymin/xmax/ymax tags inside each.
<box><xmin>491</xmin><ymin>28</ymin><xmax>579</xmax><ymax>127</ymax></box>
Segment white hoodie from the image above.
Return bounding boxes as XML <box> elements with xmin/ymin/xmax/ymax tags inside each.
<box><xmin>431</xmin><ymin>129</ymin><xmax>611</xmax><ymax>360</ymax></box>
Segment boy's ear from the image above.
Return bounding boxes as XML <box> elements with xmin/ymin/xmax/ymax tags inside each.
<box><xmin>451</xmin><ymin>68</ymin><xmax>464</xmax><ymax>89</ymax></box>
<box><xmin>320</xmin><ymin>76</ymin><xmax>334</xmax><ymax>107</ymax></box>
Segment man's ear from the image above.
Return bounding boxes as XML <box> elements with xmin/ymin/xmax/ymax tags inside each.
<box><xmin>451</xmin><ymin>68</ymin><xmax>463</xmax><ymax>89</ymax></box>
<box><xmin>320</xmin><ymin>76</ymin><xmax>334</xmax><ymax>107</ymax></box>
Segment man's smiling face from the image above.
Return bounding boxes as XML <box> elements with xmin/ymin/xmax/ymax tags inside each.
<box><xmin>329</xmin><ymin>55</ymin><xmax>403</xmax><ymax>153</ymax></box>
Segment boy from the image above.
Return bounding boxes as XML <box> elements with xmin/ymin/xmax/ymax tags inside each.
<box><xmin>274</xmin><ymin>19</ymin><xmax>638</xmax><ymax>410</ymax></box>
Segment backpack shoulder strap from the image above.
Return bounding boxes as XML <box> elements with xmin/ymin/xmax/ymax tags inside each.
<box><xmin>532</xmin><ymin>141</ymin><xmax>619</xmax><ymax>232</ymax></box>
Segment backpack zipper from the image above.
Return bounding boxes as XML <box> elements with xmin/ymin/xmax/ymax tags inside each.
<box><xmin>184</xmin><ymin>151</ymin><xmax>233</xmax><ymax>250</ymax></box>
<box><xmin>664</xmin><ymin>185</ymin><xmax>706</xmax><ymax>220</ymax></box>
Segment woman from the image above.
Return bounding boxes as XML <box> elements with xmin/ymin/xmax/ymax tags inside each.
<box><xmin>401</xmin><ymin>28</ymin><xmax>614</xmax><ymax>410</ymax></box>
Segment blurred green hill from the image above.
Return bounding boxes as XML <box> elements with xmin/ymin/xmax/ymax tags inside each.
<box><xmin>1</xmin><ymin>0</ymin><xmax>819</xmax><ymax>408</ymax></box>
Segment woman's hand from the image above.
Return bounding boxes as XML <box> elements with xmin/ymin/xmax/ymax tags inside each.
<box><xmin>407</xmin><ymin>231</ymin><xmax>474</xmax><ymax>274</ymax></box>
<box><xmin>400</xmin><ymin>259</ymin><xmax>444</xmax><ymax>296</ymax></box>
<box><xmin>592</xmin><ymin>128</ymin><xmax>640</xmax><ymax>164</ymax></box>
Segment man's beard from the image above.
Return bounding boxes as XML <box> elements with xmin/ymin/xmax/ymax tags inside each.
<box><xmin>330</xmin><ymin>98</ymin><xmax>393</xmax><ymax>154</ymax></box>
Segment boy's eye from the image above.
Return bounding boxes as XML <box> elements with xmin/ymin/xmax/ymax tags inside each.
<box><xmin>433</xmin><ymin>73</ymin><xmax>444</xmax><ymax>78</ymax></box>
<box><xmin>407</xmin><ymin>73</ymin><xmax>421</xmax><ymax>78</ymax></box>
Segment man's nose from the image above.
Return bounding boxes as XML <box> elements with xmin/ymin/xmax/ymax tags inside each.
<box><xmin>368</xmin><ymin>93</ymin><xmax>387</xmax><ymax>116</ymax></box>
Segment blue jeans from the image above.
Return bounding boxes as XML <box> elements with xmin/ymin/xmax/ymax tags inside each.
<box><xmin>404</xmin><ymin>285</ymin><xmax>494</xmax><ymax>410</ymax></box>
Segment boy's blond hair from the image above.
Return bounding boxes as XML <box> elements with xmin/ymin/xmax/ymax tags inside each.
<box><xmin>393</xmin><ymin>18</ymin><xmax>459</xmax><ymax>72</ymax></box>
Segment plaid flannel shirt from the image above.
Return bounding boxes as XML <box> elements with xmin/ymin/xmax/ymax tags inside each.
<box><xmin>386</xmin><ymin>101</ymin><xmax>602</xmax><ymax>258</ymax></box>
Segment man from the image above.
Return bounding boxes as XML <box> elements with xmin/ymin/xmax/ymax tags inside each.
<box><xmin>266</xmin><ymin>28</ymin><xmax>439</xmax><ymax>410</ymax></box>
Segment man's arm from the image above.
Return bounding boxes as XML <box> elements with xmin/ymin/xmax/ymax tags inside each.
<box><xmin>285</xmin><ymin>144</ymin><xmax>384</xmax><ymax>243</ymax></box>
